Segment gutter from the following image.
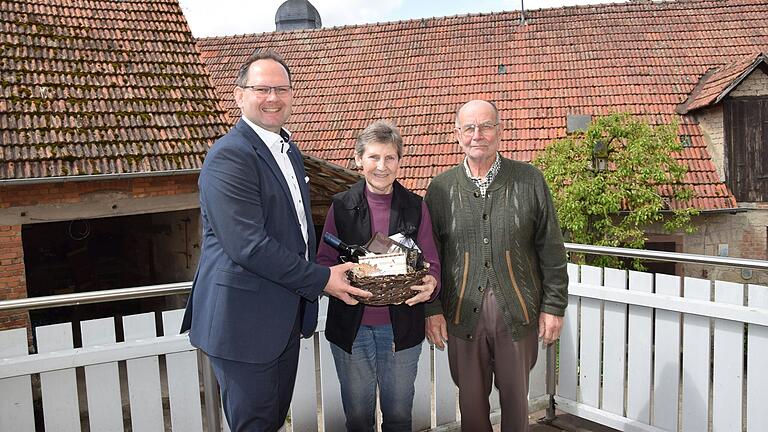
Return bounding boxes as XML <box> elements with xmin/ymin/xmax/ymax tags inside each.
<box><xmin>695</xmin><ymin>207</ymin><xmax>749</xmax><ymax>214</ymax></box>
<box><xmin>0</xmin><ymin>155</ymin><xmax>360</xmax><ymax>187</ymax></box>
<box><xmin>0</xmin><ymin>169</ymin><xmax>201</xmax><ymax>186</ymax></box>
<box><xmin>616</xmin><ymin>207</ymin><xmax>748</xmax><ymax>215</ymax></box>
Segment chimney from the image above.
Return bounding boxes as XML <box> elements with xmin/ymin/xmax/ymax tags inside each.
<box><xmin>275</xmin><ymin>0</ymin><xmax>322</xmax><ymax>32</ymax></box>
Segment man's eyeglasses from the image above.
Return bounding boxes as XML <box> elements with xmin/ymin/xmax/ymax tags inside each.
<box><xmin>458</xmin><ymin>122</ymin><xmax>498</xmax><ymax>136</ymax></box>
<box><xmin>241</xmin><ymin>85</ymin><xmax>293</xmax><ymax>97</ymax></box>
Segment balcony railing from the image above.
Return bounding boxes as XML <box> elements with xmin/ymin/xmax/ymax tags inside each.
<box><xmin>1</xmin><ymin>244</ymin><xmax>767</xmax><ymax>431</ymax></box>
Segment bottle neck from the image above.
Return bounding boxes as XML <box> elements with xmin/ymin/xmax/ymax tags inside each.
<box><xmin>323</xmin><ymin>232</ymin><xmax>366</xmax><ymax>262</ymax></box>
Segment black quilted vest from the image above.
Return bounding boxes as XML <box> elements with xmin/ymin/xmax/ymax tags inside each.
<box><xmin>324</xmin><ymin>180</ymin><xmax>425</xmax><ymax>353</ymax></box>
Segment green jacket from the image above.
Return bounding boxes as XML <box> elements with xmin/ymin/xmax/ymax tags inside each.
<box><xmin>424</xmin><ymin>156</ymin><xmax>568</xmax><ymax>341</ymax></box>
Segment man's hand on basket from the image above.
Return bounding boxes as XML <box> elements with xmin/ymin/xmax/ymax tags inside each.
<box><xmin>405</xmin><ymin>274</ymin><xmax>437</xmax><ymax>306</ymax></box>
<box><xmin>324</xmin><ymin>262</ymin><xmax>372</xmax><ymax>305</ymax></box>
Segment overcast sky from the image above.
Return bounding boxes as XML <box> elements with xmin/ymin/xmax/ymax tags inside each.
<box><xmin>178</xmin><ymin>0</ymin><xmax>626</xmax><ymax>37</ymax></box>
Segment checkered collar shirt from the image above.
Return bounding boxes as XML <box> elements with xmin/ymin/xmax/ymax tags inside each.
<box><xmin>463</xmin><ymin>153</ymin><xmax>501</xmax><ymax>197</ymax></box>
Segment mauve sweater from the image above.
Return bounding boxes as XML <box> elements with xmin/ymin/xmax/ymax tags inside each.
<box><xmin>316</xmin><ymin>189</ymin><xmax>441</xmax><ymax>325</ymax></box>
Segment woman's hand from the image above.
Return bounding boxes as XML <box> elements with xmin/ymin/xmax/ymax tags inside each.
<box><xmin>405</xmin><ymin>274</ymin><xmax>437</xmax><ymax>306</ymax></box>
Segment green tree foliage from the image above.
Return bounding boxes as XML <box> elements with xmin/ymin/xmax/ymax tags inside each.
<box><xmin>533</xmin><ymin>113</ymin><xmax>698</xmax><ymax>267</ymax></box>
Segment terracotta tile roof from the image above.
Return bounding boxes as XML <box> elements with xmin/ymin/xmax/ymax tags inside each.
<box><xmin>0</xmin><ymin>0</ymin><xmax>230</xmax><ymax>180</ymax></box>
<box><xmin>678</xmin><ymin>52</ymin><xmax>768</xmax><ymax>114</ymax></box>
<box><xmin>197</xmin><ymin>0</ymin><xmax>768</xmax><ymax>210</ymax></box>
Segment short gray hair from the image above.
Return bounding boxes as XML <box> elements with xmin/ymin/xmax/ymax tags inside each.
<box><xmin>355</xmin><ymin>120</ymin><xmax>404</xmax><ymax>158</ymax></box>
<box><xmin>454</xmin><ymin>100</ymin><xmax>500</xmax><ymax>127</ymax></box>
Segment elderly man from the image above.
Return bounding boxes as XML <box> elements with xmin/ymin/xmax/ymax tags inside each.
<box><xmin>424</xmin><ymin>99</ymin><xmax>568</xmax><ymax>431</ymax></box>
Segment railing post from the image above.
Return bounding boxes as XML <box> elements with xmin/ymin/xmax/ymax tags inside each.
<box><xmin>544</xmin><ymin>343</ymin><xmax>557</xmax><ymax>422</ymax></box>
<box><xmin>199</xmin><ymin>350</ymin><xmax>223</xmax><ymax>432</ymax></box>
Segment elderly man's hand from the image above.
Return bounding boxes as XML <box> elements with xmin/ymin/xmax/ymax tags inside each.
<box><xmin>405</xmin><ymin>274</ymin><xmax>437</xmax><ymax>306</ymax></box>
<box><xmin>538</xmin><ymin>312</ymin><xmax>563</xmax><ymax>346</ymax></box>
<box><xmin>425</xmin><ymin>314</ymin><xmax>448</xmax><ymax>350</ymax></box>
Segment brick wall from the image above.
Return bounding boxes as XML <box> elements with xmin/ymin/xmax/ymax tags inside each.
<box><xmin>0</xmin><ymin>225</ymin><xmax>29</xmax><ymax>331</ymax></box>
<box><xmin>0</xmin><ymin>174</ymin><xmax>199</xmax><ymax>333</ymax></box>
<box><xmin>696</xmin><ymin>105</ymin><xmax>725</xmax><ymax>182</ymax></box>
<box><xmin>729</xmin><ymin>68</ymin><xmax>768</xmax><ymax>97</ymax></box>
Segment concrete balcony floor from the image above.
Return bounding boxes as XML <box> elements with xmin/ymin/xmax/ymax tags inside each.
<box><xmin>517</xmin><ymin>410</ymin><xmax>620</xmax><ymax>432</ymax></box>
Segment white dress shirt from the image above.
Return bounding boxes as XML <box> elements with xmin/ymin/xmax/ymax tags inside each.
<box><xmin>242</xmin><ymin>117</ymin><xmax>309</xmax><ymax>259</ymax></box>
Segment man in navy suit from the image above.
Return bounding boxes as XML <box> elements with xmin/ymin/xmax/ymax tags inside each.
<box><xmin>181</xmin><ymin>50</ymin><xmax>370</xmax><ymax>431</ymax></box>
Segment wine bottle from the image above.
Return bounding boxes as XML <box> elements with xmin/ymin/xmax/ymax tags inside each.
<box><xmin>322</xmin><ymin>232</ymin><xmax>371</xmax><ymax>263</ymax></box>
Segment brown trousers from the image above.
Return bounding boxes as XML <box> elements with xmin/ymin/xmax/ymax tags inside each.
<box><xmin>448</xmin><ymin>290</ymin><xmax>538</xmax><ymax>432</ymax></box>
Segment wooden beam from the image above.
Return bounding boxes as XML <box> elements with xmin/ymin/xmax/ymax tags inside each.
<box><xmin>0</xmin><ymin>193</ymin><xmax>200</xmax><ymax>225</ymax></box>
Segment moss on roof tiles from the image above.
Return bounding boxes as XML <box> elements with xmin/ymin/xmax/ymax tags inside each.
<box><xmin>1</xmin><ymin>0</ymin><xmax>229</xmax><ymax>180</ymax></box>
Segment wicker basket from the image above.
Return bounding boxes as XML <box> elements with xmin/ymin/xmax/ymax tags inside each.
<box><xmin>347</xmin><ymin>264</ymin><xmax>430</xmax><ymax>306</ymax></box>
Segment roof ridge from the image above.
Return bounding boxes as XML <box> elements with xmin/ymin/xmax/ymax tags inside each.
<box><xmin>193</xmin><ymin>0</ymin><xmax>762</xmax><ymax>41</ymax></box>
<box><xmin>194</xmin><ymin>10</ymin><xmax>516</xmax><ymax>42</ymax></box>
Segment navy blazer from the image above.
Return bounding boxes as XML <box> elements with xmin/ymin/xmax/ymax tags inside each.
<box><xmin>181</xmin><ymin>119</ymin><xmax>330</xmax><ymax>363</ymax></box>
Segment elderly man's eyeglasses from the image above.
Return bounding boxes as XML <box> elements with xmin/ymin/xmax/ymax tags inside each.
<box><xmin>241</xmin><ymin>85</ymin><xmax>293</xmax><ymax>97</ymax></box>
<box><xmin>458</xmin><ymin>122</ymin><xmax>498</xmax><ymax>136</ymax></box>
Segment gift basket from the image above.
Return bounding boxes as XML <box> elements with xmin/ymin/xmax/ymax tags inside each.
<box><xmin>324</xmin><ymin>231</ymin><xmax>429</xmax><ymax>306</ymax></box>
<box><xmin>348</xmin><ymin>260</ymin><xmax>430</xmax><ymax>306</ymax></box>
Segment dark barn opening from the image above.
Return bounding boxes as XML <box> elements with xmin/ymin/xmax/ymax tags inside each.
<box><xmin>642</xmin><ymin>241</ymin><xmax>679</xmax><ymax>276</ymax></box>
<box><xmin>21</xmin><ymin>209</ymin><xmax>200</xmax><ymax>347</ymax></box>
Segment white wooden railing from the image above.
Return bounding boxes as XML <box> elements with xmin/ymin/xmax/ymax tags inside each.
<box><xmin>2</xmin><ymin>244</ymin><xmax>768</xmax><ymax>431</ymax></box>
<box><xmin>0</xmin><ymin>296</ymin><xmax>549</xmax><ymax>431</ymax></box>
<box><xmin>556</xmin><ymin>243</ymin><xmax>768</xmax><ymax>432</ymax></box>
<box><xmin>0</xmin><ymin>310</ymin><xmax>202</xmax><ymax>431</ymax></box>
<box><xmin>557</xmin><ymin>264</ymin><xmax>768</xmax><ymax>432</ymax></box>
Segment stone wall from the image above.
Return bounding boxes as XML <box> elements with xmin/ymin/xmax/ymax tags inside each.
<box><xmin>648</xmin><ymin>208</ymin><xmax>768</xmax><ymax>286</ymax></box>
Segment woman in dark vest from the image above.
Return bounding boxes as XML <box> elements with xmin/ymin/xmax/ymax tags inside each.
<box><xmin>316</xmin><ymin>120</ymin><xmax>441</xmax><ymax>432</ymax></box>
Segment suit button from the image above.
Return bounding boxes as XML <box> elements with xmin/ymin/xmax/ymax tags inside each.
<box><xmin>483</xmin><ymin>238</ymin><xmax>489</xmax><ymax>244</ymax></box>
<box><xmin>474</xmin><ymin>191</ymin><xmax>480</xmax><ymax>198</ymax></box>
<box><xmin>467</xmin><ymin>334</ymin><xmax>473</xmax><ymax>340</ymax></box>
<box><xmin>473</xmin><ymin>307</ymin><xmax>479</xmax><ymax>313</ymax></box>
<box><xmin>482</xmin><ymin>214</ymin><xmax>488</xmax><ymax>220</ymax></box>
<box><xmin>478</xmin><ymin>286</ymin><xmax>484</xmax><ymax>292</ymax></box>
<box><xmin>484</xmin><ymin>261</ymin><xmax>490</xmax><ymax>268</ymax></box>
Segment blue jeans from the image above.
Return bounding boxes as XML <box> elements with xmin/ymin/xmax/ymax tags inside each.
<box><xmin>330</xmin><ymin>324</ymin><xmax>422</xmax><ymax>432</ymax></box>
